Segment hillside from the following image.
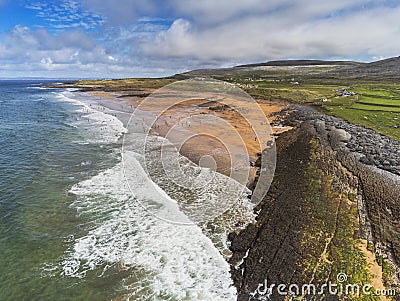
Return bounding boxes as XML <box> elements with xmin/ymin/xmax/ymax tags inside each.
<box><xmin>176</xmin><ymin>59</ymin><xmax>360</xmax><ymax>79</ymax></box>
<box><xmin>337</xmin><ymin>56</ymin><xmax>400</xmax><ymax>80</ymax></box>
<box><xmin>236</xmin><ymin>59</ymin><xmax>363</xmax><ymax>67</ymax></box>
<box><xmin>176</xmin><ymin>57</ymin><xmax>400</xmax><ymax>82</ymax></box>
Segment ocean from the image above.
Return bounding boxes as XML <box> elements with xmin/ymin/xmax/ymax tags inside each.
<box><xmin>0</xmin><ymin>80</ymin><xmax>254</xmax><ymax>300</ymax></box>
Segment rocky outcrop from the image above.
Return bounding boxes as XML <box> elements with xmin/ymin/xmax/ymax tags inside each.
<box><xmin>229</xmin><ymin>105</ymin><xmax>400</xmax><ymax>300</ymax></box>
<box><xmin>229</xmin><ymin>125</ymin><xmax>314</xmax><ymax>300</ymax></box>
<box><xmin>290</xmin><ymin>107</ymin><xmax>400</xmax><ymax>283</ymax></box>
<box><xmin>287</xmin><ymin>105</ymin><xmax>400</xmax><ymax>175</ymax></box>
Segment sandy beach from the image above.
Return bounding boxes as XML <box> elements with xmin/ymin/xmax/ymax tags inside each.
<box><xmin>89</xmin><ymin>88</ymin><xmax>291</xmax><ymax>188</ymax></box>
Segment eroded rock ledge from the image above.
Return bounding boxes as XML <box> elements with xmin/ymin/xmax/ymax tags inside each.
<box><xmin>229</xmin><ymin>105</ymin><xmax>400</xmax><ymax>300</ymax></box>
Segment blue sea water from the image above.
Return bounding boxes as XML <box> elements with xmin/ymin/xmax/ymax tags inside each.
<box><xmin>0</xmin><ymin>80</ymin><xmax>254</xmax><ymax>301</ymax></box>
<box><xmin>0</xmin><ymin>81</ymin><xmax>122</xmax><ymax>300</ymax></box>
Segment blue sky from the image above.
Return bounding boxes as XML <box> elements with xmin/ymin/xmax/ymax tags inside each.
<box><xmin>0</xmin><ymin>0</ymin><xmax>399</xmax><ymax>78</ymax></box>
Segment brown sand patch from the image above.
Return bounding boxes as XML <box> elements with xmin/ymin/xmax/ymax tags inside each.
<box><xmin>359</xmin><ymin>239</ymin><xmax>388</xmax><ymax>301</ymax></box>
<box><xmin>88</xmin><ymin>90</ymin><xmax>289</xmax><ymax>187</ymax></box>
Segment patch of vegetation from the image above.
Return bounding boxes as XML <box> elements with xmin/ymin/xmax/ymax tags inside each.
<box><xmin>325</xmin><ymin>106</ymin><xmax>400</xmax><ymax>140</ymax></box>
<box><xmin>356</xmin><ymin>96</ymin><xmax>400</xmax><ymax>107</ymax></box>
<box><xmin>76</xmin><ymin>78</ymin><xmax>176</xmax><ymax>89</ymax></box>
<box><xmin>351</xmin><ymin>103</ymin><xmax>400</xmax><ymax>112</ymax></box>
<box><xmin>352</xmin><ymin>84</ymin><xmax>400</xmax><ymax>98</ymax></box>
<box><xmin>222</xmin><ymin>72</ymin><xmax>400</xmax><ymax>140</ymax></box>
<box><xmin>301</xmin><ymin>139</ymin><xmax>380</xmax><ymax>300</ymax></box>
<box><xmin>377</xmin><ymin>256</ymin><xmax>397</xmax><ymax>286</ymax></box>
<box><xmin>347</xmin><ymin>193</ymin><xmax>357</xmax><ymax>202</ymax></box>
<box><xmin>75</xmin><ymin>68</ymin><xmax>400</xmax><ymax>141</ymax></box>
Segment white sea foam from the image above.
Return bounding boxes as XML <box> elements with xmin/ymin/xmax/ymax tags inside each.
<box><xmin>48</xmin><ymin>90</ymin><xmax>256</xmax><ymax>300</ymax></box>
<box><xmin>66</xmin><ymin>157</ymin><xmax>237</xmax><ymax>300</ymax></box>
<box><xmin>122</xmin><ymin>131</ymin><xmax>256</xmax><ymax>253</ymax></box>
<box><xmin>25</xmin><ymin>86</ymin><xmax>47</xmax><ymax>90</ymax></box>
<box><xmin>55</xmin><ymin>91</ymin><xmax>127</xmax><ymax>144</ymax></box>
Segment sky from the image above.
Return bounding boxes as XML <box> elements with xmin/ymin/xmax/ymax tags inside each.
<box><xmin>0</xmin><ymin>0</ymin><xmax>399</xmax><ymax>78</ymax></box>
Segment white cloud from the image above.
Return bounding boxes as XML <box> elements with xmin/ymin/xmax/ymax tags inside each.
<box><xmin>25</xmin><ymin>4</ymin><xmax>43</xmax><ymax>10</ymax></box>
<box><xmin>26</xmin><ymin>0</ymin><xmax>104</xmax><ymax>30</ymax></box>
<box><xmin>76</xmin><ymin>0</ymin><xmax>400</xmax><ymax>70</ymax></box>
<box><xmin>0</xmin><ymin>24</ymin><xmax>180</xmax><ymax>78</ymax></box>
<box><xmin>0</xmin><ymin>25</ymin><xmax>121</xmax><ymax>74</ymax></box>
<box><xmin>141</xmin><ymin>2</ymin><xmax>400</xmax><ymax>63</ymax></box>
<box><xmin>3</xmin><ymin>0</ymin><xmax>400</xmax><ymax>78</ymax></box>
<box><xmin>81</xmin><ymin>0</ymin><xmax>159</xmax><ymax>24</ymax></box>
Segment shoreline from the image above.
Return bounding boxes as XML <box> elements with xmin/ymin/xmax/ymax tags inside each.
<box><xmin>68</xmin><ymin>84</ymin><xmax>400</xmax><ymax>300</ymax></box>
<box><xmin>82</xmin><ymin>88</ymin><xmax>291</xmax><ymax>189</ymax></box>
<box><xmin>63</xmin><ymin>88</ymin><xmax>251</xmax><ymax>299</ymax></box>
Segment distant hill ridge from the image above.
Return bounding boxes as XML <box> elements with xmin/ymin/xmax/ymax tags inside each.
<box><xmin>236</xmin><ymin>59</ymin><xmax>362</xmax><ymax>67</ymax></box>
<box><xmin>350</xmin><ymin>56</ymin><xmax>400</xmax><ymax>72</ymax></box>
<box><xmin>334</xmin><ymin>56</ymin><xmax>400</xmax><ymax>80</ymax></box>
<box><xmin>175</xmin><ymin>56</ymin><xmax>400</xmax><ymax>80</ymax></box>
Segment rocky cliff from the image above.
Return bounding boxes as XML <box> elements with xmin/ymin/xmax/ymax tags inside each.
<box><xmin>229</xmin><ymin>106</ymin><xmax>400</xmax><ymax>300</ymax></box>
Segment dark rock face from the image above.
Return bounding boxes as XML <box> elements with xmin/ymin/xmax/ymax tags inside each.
<box><xmin>230</xmin><ymin>126</ymin><xmax>313</xmax><ymax>300</ymax></box>
<box><xmin>229</xmin><ymin>105</ymin><xmax>400</xmax><ymax>300</ymax></box>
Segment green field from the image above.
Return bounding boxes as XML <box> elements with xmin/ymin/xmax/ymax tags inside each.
<box><xmin>228</xmin><ymin>77</ymin><xmax>400</xmax><ymax>140</ymax></box>
<box><xmin>325</xmin><ymin>106</ymin><xmax>400</xmax><ymax>140</ymax></box>
<box><xmin>354</xmin><ymin>96</ymin><xmax>400</xmax><ymax>107</ymax></box>
<box><xmin>319</xmin><ymin>85</ymin><xmax>400</xmax><ymax>139</ymax></box>
<box><xmin>351</xmin><ymin>103</ymin><xmax>400</xmax><ymax>112</ymax></box>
